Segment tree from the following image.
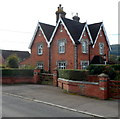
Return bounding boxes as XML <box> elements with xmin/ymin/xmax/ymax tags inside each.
<box><xmin>6</xmin><ymin>54</ymin><xmax>20</xmax><ymax>68</ymax></box>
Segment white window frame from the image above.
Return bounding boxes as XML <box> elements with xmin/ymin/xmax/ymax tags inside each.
<box><xmin>58</xmin><ymin>40</ymin><xmax>65</xmax><ymax>54</ymax></box>
<box><xmin>81</xmin><ymin>61</ymin><xmax>89</xmax><ymax>69</ymax></box>
<box><xmin>82</xmin><ymin>40</ymin><xmax>88</xmax><ymax>53</ymax></box>
<box><xmin>60</xmin><ymin>23</ymin><xmax>63</xmax><ymax>32</ymax></box>
<box><xmin>99</xmin><ymin>43</ymin><xmax>104</xmax><ymax>55</ymax></box>
<box><xmin>57</xmin><ymin>61</ymin><xmax>66</xmax><ymax>69</ymax></box>
<box><xmin>36</xmin><ymin>62</ymin><xmax>44</xmax><ymax>69</ymax></box>
<box><xmin>38</xmin><ymin>44</ymin><xmax>43</xmax><ymax>55</ymax></box>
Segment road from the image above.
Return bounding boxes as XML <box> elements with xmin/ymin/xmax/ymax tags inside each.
<box><xmin>2</xmin><ymin>94</ymin><xmax>94</xmax><ymax>117</ymax></box>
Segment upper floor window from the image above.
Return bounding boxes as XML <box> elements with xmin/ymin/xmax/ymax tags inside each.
<box><xmin>99</xmin><ymin>43</ymin><xmax>104</xmax><ymax>55</ymax></box>
<box><xmin>38</xmin><ymin>44</ymin><xmax>43</xmax><ymax>55</ymax></box>
<box><xmin>38</xmin><ymin>30</ymin><xmax>42</xmax><ymax>37</ymax></box>
<box><xmin>82</xmin><ymin>40</ymin><xmax>88</xmax><ymax>53</ymax></box>
<box><xmin>60</xmin><ymin>23</ymin><xmax>63</xmax><ymax>32</ymax></box>
<box><xmin>58</xmin><ymin>39</ymin><xmax>66</xmax><ymax>54</ymax></box>
<box><xmin>57</xmin><ymin>61</ymin><xmax>66</xmax><ymax>69</ymax></box>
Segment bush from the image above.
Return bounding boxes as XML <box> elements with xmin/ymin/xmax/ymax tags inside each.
<box><xmin>2</xmin><ymin>69</ymin><xmax>34</xmax><ymax>77</ymax></box>
<box><xmin>87</xmin><ymin>64</ymin><xmax>119</xmax><ymax>80</ymax></box>
<box><xmin>6</xmin><ymin>54</ymin><xmax>20</xmax><ymax>68</ymax></box>
<box><xmin>58</xmin><ymin>69</ymin><xmax>89</xmax><ymax>81</ymax></box>
<box><xmin>103</xmin><ymin>66</ymin><xmax>116</xmax><ymax>80</ymax></box>
<box><xmin>87</xmin><ymin>65</ymin><xmax>106</xmax><ymax>75</ymax></box>
<box><xmin>114</xmin><ymin>71</ymin><xmax>120</xmax><ymax>80</ymax></box>
<box><xmin>111</xmin><ymin>64</ymin><xmax>120</xmax><ymax>71</ymax></box>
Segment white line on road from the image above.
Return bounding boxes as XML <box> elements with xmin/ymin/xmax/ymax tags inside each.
<box><xmin>3</xmin><ymin>92</ymin><xmax>106</xmax><ymax>119</ymax></box>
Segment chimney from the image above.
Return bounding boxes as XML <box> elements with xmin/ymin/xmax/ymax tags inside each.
<box><xmin>72</xmin><ymin>13</ymin><xmax>80</xmax><ymax>22</ymax></box>
<box><xmin>55</xmin><ymin>4</ymin><xmax>66</xmax><ymax>23</ymax></box>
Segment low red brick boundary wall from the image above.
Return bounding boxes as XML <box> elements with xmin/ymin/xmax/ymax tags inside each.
<box><xmin>1</xmin><ymin>77</ymin><xmax>34</xmax><ymax>84</ymax></box>
<box><xmin>1</xmin><ymin>69</ymin><xmax>41</xmax><ymax>84</ymax></box>
<box><xmin>58</xmin><ymin>73</ymin><xmax>109</xmax><ymax>100</ymax></box>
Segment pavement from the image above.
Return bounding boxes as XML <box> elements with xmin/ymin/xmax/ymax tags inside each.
<box><xmin>2</xmin><ymin>84</ymin><xmax>119</xmax><ymax>118</ymax></box>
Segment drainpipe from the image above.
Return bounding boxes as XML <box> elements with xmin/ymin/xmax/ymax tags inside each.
<box><xmin>88</xmin><ymin>43</ymin><xmax>91</xmax><ymax>65</ymax></box>
<box><xmin>48</xmin><ymin>44</ymin><xmax>51</xmax><ymax>73</ymax></box>
<box><xmin>74</xmin><ymin>45</ymin><xmax>78</xmax><ymax>69</ymax></box>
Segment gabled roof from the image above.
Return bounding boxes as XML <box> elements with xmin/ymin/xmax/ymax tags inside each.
<box><xmin>88</xmin><ymin>22</ymin><xmax>111</xmax><ymax>50</ymax></box>
<box><xmin>88</xmin><ymin>22</ymin><xmax>102</xmax><ymax>43</ymax></box>
<box><xmin>29</xmin><ymin>22</ymin><xmax>55</xmax><ymax>49</ymax></box>
<box><xmin>0</xmin><ymin>49</ymin><xmax>30</xmax><ymax>61</ymax></box>
<box><xmin>39</xmin><ymin>22</ymin><xmax>55</xmax><ymax>42</ymax></box>
<box><xmin>49</xmin><ymin>17</ymin><xmax>86</xmax><ymax>45</ymax></box>
<box><xmin>62</xmin><ymin>17</ymin><xmax>86</xmax><ymax>44</ymax></box>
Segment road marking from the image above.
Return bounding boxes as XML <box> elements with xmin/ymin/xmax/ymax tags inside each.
<box><xmin>3</xmin><ymin>92</ymin><xmax>106</xmax><ymax>118</ymax></box>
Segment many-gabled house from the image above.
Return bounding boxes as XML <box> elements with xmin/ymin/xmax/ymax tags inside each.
<box><xmin>20</xmin><ymin>4</ymin><xmax>111</xmax><ymax>72</ymax></box>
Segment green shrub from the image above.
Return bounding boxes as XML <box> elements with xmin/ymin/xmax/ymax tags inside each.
<box><xmin>58</xmin><ymin>69</ymin><xmax>88</xmax><ymax>81</ymax></box>
<box><xmin>87</xmin><ymin>64</ymin><xmax>119</xmax><ymax>80</ymax></box>
<box><xmin>103</xmin><ymin>66</ymin><xmax>116</xmax><ymax>80</ymax></box>
<box><xmin>2</xmin><ymin>69</ymin><xmax>34</xmax><ymax>77</ymax></box>
<box><xmin>111</xmin><ymin>64</ymin><xmax>120</xmax><ymax>71</ymax></box>
<box><xmin>114</xmin><ymin>71</ymin><xmax>120</xmax><ymax>80</ymax></box>
<box><xmin>6</xmin><ymin>54</ymin><xmax>20</xmax><ymax>68</ymax></box>
<box><xmin>87</xmin><ymin>65</ymin><xmax>106</xmax><ymax>75</ymax></box>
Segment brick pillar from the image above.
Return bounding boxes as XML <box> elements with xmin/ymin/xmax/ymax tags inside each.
<box><xmin>98</xmin><ymin>73</ymin><xmax>109</xmax><ymax>100</ymax></box>
<box><xmin>53</xmin><ymin>68</ymin><xmax>58</xmax><ymax>87</ymax></box>
<box><xmin>33</xmin><ymin>68</ymin><xmax>41</xmax><ymax>84</ymax></box>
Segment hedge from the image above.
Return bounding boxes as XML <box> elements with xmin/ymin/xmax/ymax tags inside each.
<box><xmin>87</xmin><ymin>64</ymin><xmax>120</xmax><ymax>80</ymax></box>
<box><xmin>2</xmin><ymin>69</ymin><xmax>34</xmax><ymax>77</ymax></box>
<box><xmin>58</xmin><ymin>69</ymin><xmax>89</xmax><ymax>81</ymax></box>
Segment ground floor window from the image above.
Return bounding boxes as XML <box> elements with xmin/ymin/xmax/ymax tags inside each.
<box><xmin>81</xmin><ymin>61</ymin><xmax>89</xmax><ymax>69</ymax></box>
<box><xmin>36</xmin><ymin>62</ymin><xmax>44</xmax><ymax>69</ymax></box>
<box><xmin>57</xmin><ymin>61</ymin><xmax>67</xmax><ymax>69</ymax></box>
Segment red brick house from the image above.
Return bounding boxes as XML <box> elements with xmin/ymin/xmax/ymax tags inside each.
<box><xmin>20</xmin><ymin>22</ymin><xmax>55</xmax><ymax>71</ymax></box>
<box><xmin>20</xmin><ymin>4</ymin><xmax>111</xmax><ymax>72</ymax></box>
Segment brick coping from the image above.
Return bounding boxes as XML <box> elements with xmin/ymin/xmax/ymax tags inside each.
<box><xmin>58</xmin><ymin>78</ymin><xmax>99</xmax><ymax>85</ymax></box>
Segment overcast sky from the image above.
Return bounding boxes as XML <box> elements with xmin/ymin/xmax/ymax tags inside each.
<box><xmin>0</xmin><ymin>0</ymin><xmax>119</xmax><ymax>52</ymax></box>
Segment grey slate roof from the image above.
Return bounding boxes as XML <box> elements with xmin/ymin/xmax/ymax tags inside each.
<box><xmin>39</xmin><ymin>22</ymin><xmax>55</xmax><ymax>41</ymax></box>
<box><xmin>0</xmin><ymin>49</ymin><xmax>30</xmax><ymax>61</ymax></box>
<box><xmin>88</xmin><ymin>22</ymin><xmax>102</xmax><ymax>43</ymax></box>
<box><xmin>62</xmin><ymin>17</ymin><xmax>86</xmax><ymax>44</ymax></box>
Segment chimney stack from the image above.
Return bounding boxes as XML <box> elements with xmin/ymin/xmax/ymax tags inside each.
<box><xmin>72</xmin><ymin>13</ymin><xmax>80</xmax><ymax>22</ymax></box>
<box><xmin>55</xmin><ymin>4</ymin><xmax>66</xmax><ymax>23</ymax></box>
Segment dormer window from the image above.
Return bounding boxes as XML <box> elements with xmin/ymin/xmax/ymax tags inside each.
<box><xmin>38</xmin><ymin>30</ymin><xmax>42</xmax><ymax>36</ymax></box>
<box><xmin>100</xmin><ymin>31</ymin><xmax>102</xmax><ymax>37</ymax></box>
<box><xmin>84</xmin><ymin>32</ymin><xmax>86</xmax><ymax>36</ymax></box>
<box><xmin>38</xmin><ymin>44</ymin><xmax>43</xmax><ymax>55</ymax></box>
<box><xmin>99</xmin><ymin>43</ymin><xmax>104</xmax><ymax>55</ymax></box>
<box><xmin>82</xmin><ymin>40</ymin><xmax>88</xmax><ymax>53</ymax></box>
<box><xmin>60</xmin><ymin>23</ymin><xmax>63</xmax><ymax>32</ymax></box>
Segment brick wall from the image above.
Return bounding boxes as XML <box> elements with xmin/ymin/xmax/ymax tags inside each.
<box><xmin>77</xmin><ymin>30</ymin><xmax>91</xmax><ymax>69</ymax></box>
<box><xmin>91</xmin><ymin>29</ymin><xmax>109</xmax><ymax>62</ymax></box>
<box><xmin>50</xmin><ymin>24</ymin><xmax>75</xmax><ymax>72</ymax></box>
<box><xmin>20</xmin><ymin>30</ymin><xmax>49</xmax><ymax>71</ymax></box>
<box><xmin>57</xmin><ymin>73</ymin><xmax>109</xmax><ymax>100</ymax></box>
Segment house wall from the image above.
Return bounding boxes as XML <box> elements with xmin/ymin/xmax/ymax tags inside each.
<box><xmin>20</xmin><ymin>30</ymin><xmax>49</xmax><ymax>71</ymax></box>
<box><xmin>50</xmin><ymin>24</ymin><xmax>75</xmax><ymax>72</ymax></box>
<box><xmin>91</xmin><ymin>29</ymin><xmax>109</xmax><ymax>62</ymax></box>
<box><xmin>77</xmin><ymin>30</ymin><xmax>91</xmax><ymax>69</ymax></box>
